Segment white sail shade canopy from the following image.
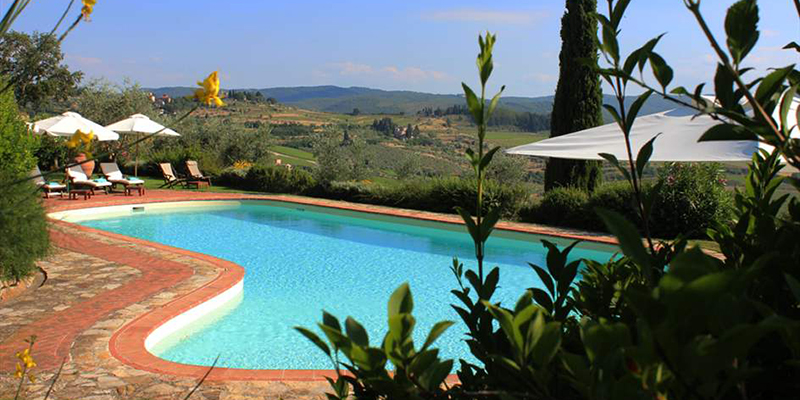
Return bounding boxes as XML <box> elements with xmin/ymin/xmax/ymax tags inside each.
<box><xmin>31</xmin><ymin>111</ymin><xmax>120</xmax><ymax>141</ymax></box>
<box><xmin>506</xmin><ymin>98</ymin><xmax>799</xmax><ymax>162</ymax></box>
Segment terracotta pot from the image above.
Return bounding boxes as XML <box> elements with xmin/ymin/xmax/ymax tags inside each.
<box><xmin>74</xmin><ymin>153</ymin><xmax>95</xmax><ymax>177</ymax></box>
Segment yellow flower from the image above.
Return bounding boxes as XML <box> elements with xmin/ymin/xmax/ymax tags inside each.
<box><xmin>233</xmin><ymin>160</ymin><xmax>252</xmax><ymax>170</ymax></box>
<box><xmin>66</xmin><ymin>129</ymin><xmax>94</xmax><ymax>149</ymax></box>
<box><xmin>192</xmin><ymin>71</ymin><xmax>225</xmax><ymax>107</ymax></box>
<box><xmin>15</xmin><ymin>363</ymin><xmax>23</xmax><ymax>379</ymax></box>
<box><xmin>81</xmin><ymin>0</ymin><xmax>97</xmax><ymax>21</ymax></box>
<box><xmin>27</xmin><ymin>373</ymin><xmax>36</xmax><ymax>383</ymax></box>
<box><xmin>15</xmin><ymin>348</ymin><xmax>29</xmax><ymax>361</ymax></box>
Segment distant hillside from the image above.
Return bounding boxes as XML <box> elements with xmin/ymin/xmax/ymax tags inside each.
<box><xmin>147</xmin><ymin>85</ymin><xmax>686</xmax><ymax>117</ymax></box>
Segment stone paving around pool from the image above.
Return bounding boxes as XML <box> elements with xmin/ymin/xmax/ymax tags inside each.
<box><xmin>0</xmin><ymin>190</ymin><xmax>619</xmax><ymax>400</ymax></box>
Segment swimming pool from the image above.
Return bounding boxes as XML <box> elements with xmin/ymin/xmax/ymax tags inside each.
<box><xmin>66</xmin><ymin>200</ymin><xmax>615</xmax><ymax>370</ymax></box>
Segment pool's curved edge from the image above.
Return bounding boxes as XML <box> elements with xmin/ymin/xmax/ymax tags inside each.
<box><xmin>48</xmin><ymin>219</ymin><xmax>336</xmax><ymax>381</ymax></box>
<box><xmin>46</xmin><ymin>194</ymin><xmax>619</xmax><ymax>382</ymax></box>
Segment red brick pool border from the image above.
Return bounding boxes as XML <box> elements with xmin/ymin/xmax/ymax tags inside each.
<box><xmin>35</xmin><ymin>191</ymin><xmax>617</xmax><ymax>381</ymax></box>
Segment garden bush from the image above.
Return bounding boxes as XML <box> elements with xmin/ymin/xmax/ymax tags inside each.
<box><xmin>585</xmin><ymin>180</ymin><xmax>647</xmax><ymax>230</ymax></box>
<box><xmin>0</xmin><ymin>87</ymin><xmax>49</xmax><ymax>282</ymax></box>
<box><xmin>651</xmin><ymin>162</ymin><xmax>733</xmax><ymax>238</ymax></box>
<box><xmin>244</xmin><ymin>165</ymin><xmax>316</xmax><ymax>194</ymax></box>
<box><xmin>526</xmin><ymin>186</ymin><xmax>590</xmax><ymax>228</ymax></box>
<box><xmin>310</xmin><ymin>177</ymin><xmax>529</xmax><ymax>219</ymax></box>
<box><xmin>522</xmin><ymin>166</ymin><xmax>731</xmax><ymax>239</ymax></box>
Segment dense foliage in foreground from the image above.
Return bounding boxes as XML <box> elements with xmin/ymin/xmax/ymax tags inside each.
<box><xmin>0</xmin><ymin>86</ymin><xmax>49</xmax><ymax>282</ymax></box>
<box><xmin>297</xmin><ymin>1</ymin><xmax>800</xmax><ymax>399</ymax></box>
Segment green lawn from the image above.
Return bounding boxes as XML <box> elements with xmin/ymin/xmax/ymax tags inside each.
<box><xmin>269</xmin><ymin>145</ymin><xmax>317</xmax><ymax>168</ymax></box>
<box><xmin>137</xmin><ymin>176</ymin><xmax>261</xmax><ymax>194</ymax></box>
<box><xmin>270</xmin><ymin>145</ymin><xmax>315</xmax><ymax>161</ymax></box>
<box><xmin>483</xmin><ymin>130</ymin><xmax>548</xmax><ymax>148</ymax></box>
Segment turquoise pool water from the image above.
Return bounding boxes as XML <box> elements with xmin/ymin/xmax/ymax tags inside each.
<box><xmin>78</xmin><ymin>201</ymin><xmax>615</xmax><ymax>369</ymax></box>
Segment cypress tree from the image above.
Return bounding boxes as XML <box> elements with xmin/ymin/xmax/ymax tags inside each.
<box><xmin>544</xmin><ymin>0</ymin><xmax>604</xmax><ymax>192</ymax></box>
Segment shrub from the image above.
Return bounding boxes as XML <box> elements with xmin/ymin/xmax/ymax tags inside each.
<box><xmin>585</xmin><ymin>180</ymin><xmax>645</xmax><ymax>230</ymax></box>
<box><xmin>308</xmin><ymin>178</ymin><xmax>529</xmax><ymax>218</ymax></box>
<box><xmin>245</xmin><ymin>165</ymin><xmax>316</xmax><ymax>194</ymax></box>
<box><xmin>33</xmin><ymin>134</ymin><xmax>68</xmax><ymax>171</ymax></box>
<box><xmin>0</xmin><ymin>88</ymin><xmax>49</xmax><ymax>281</ymax></box>
<box><xmin>307</xmin><ymin>180</ymin><xmax>375</xmax><ymax>202</ymax></box>
<box><xmin>392</xmin><ymin>177</ymin><xmax>528</xmax><ymax>218</ymax></box>
<box><xmin>522</xmin><ymin>173</ymin><xmax>730</xmax><ymax>239</ymax></box>
<box><xmin>527</xmin><ymin>187</ymin><xmax>590</xmax><ymax>228</ymax></box>
<box><xmin>215</xmin><ymin>166</ymin><xmax>249</xmax><ymax>188</ymax></box>
<box><xmin>651</xmin><ymin>162</ymin><xmax>733</xmax><ymax>238</ymax></box>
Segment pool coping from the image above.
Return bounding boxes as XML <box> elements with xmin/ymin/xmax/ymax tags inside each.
<box><xmin>43</xmin><ymin>192</ymin><xmax>619</xmax><ymax>381</ymax></box>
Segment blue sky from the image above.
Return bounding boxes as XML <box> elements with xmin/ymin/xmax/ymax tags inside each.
<box><xmin>7</xmin><ymin>0</ymin><xmax>798</xmax><ymax>96</ymax></box>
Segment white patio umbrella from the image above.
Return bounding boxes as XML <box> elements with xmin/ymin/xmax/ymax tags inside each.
<box><xmin>105</xmin><ymin>113</ymin><xmax>181</xmax><ymax>176</ymax></box>
<box><xmin>506</xmin><ymin>98</ymin><xmax>799</xmax><ymax>163</ymax></box>
<box><xmin>32</xmin><ymin>111</ymin><xmax>120</xmax><ymax>141</ymax></box>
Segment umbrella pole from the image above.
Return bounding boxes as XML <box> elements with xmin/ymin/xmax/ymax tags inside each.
<box><xmin>134</xmin><ymin>137</ymin><xmax>140</xmax><ymax>177</ymax></box>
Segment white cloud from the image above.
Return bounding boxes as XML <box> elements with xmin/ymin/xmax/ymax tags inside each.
<box><xmin>333</xmin><ymin>62</ymin><xmax>374</xmax><ymax>75</ymax></box>
<box><xmin>422</xmin><ymin>8</ymin><xmax>547</xmax><ymax>25</ymax></box>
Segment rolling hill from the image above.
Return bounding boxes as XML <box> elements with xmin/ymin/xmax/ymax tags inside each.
<box><xmin>147</xmin><ymin>85</ymin><xmax>686</xmax><ymax>117</ymax></box>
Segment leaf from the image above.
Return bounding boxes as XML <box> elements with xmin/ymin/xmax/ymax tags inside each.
<box><xmin>601</xmin><ymin>23</ymin><xmax>619</xmax><ymax>63</ymax></box>
<box><xmin>388</xmin><ymin>283</ymin><xmax>414</xmax><ymax>317</ymax></box>
<box><xmin>409</xmin><ymin>349</ymin><xmax>439</xmax><ymax>375</ymax></box>
<box><xmin>610</xmin><ymin>0</ymin><xmax>632</xmax><ymax>29</ymax></box>
<box><xmin>784</xmin><ymin>42</ymin><xmax>800</xmax><ymax>53</ymax></box>
<box><xmin>635</xmin><ymin>133</ymin><xmax>661</xmax><ymax>178</ymax></box>
<box><xmin>345</xmin><ymin>317</ymin><xmax>369</xmax><ymax>347</ymax></box>
<box><xmin>779</xmin><ymin>84</ymin><xmax>798</xmax><ymax>134</ymax></box>
<box><xmin>387</xmin><ymin>314</ymin><xmax>416</xmax><ymax>343</ymax></box>
<box><xmin>419</xmin><ymin>360</ymin><xmax>453</xmax><ymax>391</ymax></box>
<box><xmin>530</xmin><ymin>288</ymin><xmax>554</xmax><ymax>312</ymax></box>
<box><xmin>483</xmin><ymin>267</ymin><xmax>500</xmax><ymax>299</ymax></box>
<box><xmin>480</xmin><ymin>207</ymin><xmax>502</xmax><ymax>243</ymax></box>
<box><xmin>486</xmin><ymin>86</ymin><xmax>506</xmax><ymax>120</ymax></box>
<box><xmin>480</xmin><ymin>146</ymin><xmax>502</xmax><ymax>171</ymax></box>
<box><xmin>625</xmin><ymin>34</ymin><xmax>665</xmax><ymax>76</ymax></box>
<box><xmin>543</xmin><ymin>240</ymin><xmax>565</xmax><ymax>277</ymax></box>
<box><xmin>455</xmin><ymin>206</ymin><xmax>479</xmax><ymax>244</ymax></box>
<box><xmin>599</xmin><ymin>152</ymin><xmax>632</xmax><ymax>183</ymax></box>
<box><xmin>529</xmin><ymin>263</ymin><xmax>555</xmax><ymax>296</ymax></box>
<box><xmin>725</xmin><ymin>0</ymin><xmax>760</xmax><ymax>65</ymax></box>
<box><xmin>295</xmin><ymin>327</ymin><xmax>331</xmax><ymax>356</ymax></box>
<box><xmin>422</xmin><ymin>321</ymin><xmax>455</xmax><ymax>351</ymax></box>
<box><xmin>625</xmin><ymin>90</ymin><xmax>653</xmax><ymax>131</ymax></box>
<box><xmin>462</xmin><ymin>83</ymin><xmax>483</xmax><ymax>126</ymax></box>
<box><xmin>530</xmin><ymin>322</ymin><xmax>562</xmax><ymax>367</ymax></box>
<box><xmin>698</xmin><ymin>123</ymin><xmax>758</xmax><ymax>142</ymax></box>
<box><xmin>595</xmin><ymin>208</ymin><xmax>651</xmax><ymax>271</ymax></box>
<box><xmin>603</xmin><ymin>104</ymin><xmax>622</xmax><ymax>126</ymax></box>
<box><xmin>786</xmin><ymin>274</ymin><xmax>800</xmax><ymax>302</ymax></box>
<box><xmin>557</xmin><ymin>261</ymin><xmax>581</xmax><ymax>297</ymax></box>
<box><xmin>649</xmin><ymin>52</ymin><xmax>673</xmax><ymax>90</ymax></box>
<box><xmin>714</xmin><ymin>63</ymin><xmax>737</xmax><ymax>109</ymax></box>
<box><xmin>322</xmin><ymin>311</ymin><xmax>342</xmax><ymax>331</ymax></box>
<box><xmin>755</xmin><ymin>65</ymin><xmax>794</xmax><ymax>105</ymax></box>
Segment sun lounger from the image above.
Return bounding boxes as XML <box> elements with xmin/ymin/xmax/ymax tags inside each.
<box><xmin>100</xmin><ymin>162</ymin><xmax>145</xmax><ymax>195</ymax></box>
<box><xmin>159</xmin><ymin>163</ymin><xmax>188</xmax><ymax>188</ymax></box>
<box><xmin>66</xmin><ymin>165</ymin><xmax>112</xmax><ymax>194</ymax></box>
<box><xmin>185</xmin><ymin>160</ymin><xmax>212</xmax><ymax>186</ymax></box>
<box><xmin>29</xmin><ymin>166</ymin><xmax>66</xmax><ymax>198</ymax></box>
